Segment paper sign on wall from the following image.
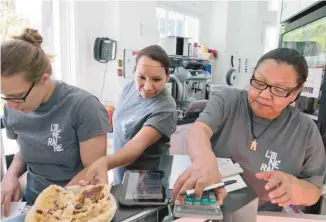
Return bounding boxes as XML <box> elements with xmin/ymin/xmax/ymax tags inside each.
<box><xmin>123</xmin><ymin>49</ymin><xmax>139</xmax><ymax>79</ymax></box>
<box><xmin>301</xmin><ymin>68</ymin><xmax>323</xmax><ymax>99</ymax></box>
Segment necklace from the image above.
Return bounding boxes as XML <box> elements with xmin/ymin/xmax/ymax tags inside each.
<box><xmin>249</xmin><ymin>108</ymin><xmax>280</xmax><ymax>151</ymax></box>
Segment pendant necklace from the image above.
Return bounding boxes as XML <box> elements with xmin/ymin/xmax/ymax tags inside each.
<box><xmin>249</xmin><ymin>108</ymin><xmax>280</xmax><ymax>151</ymax></box>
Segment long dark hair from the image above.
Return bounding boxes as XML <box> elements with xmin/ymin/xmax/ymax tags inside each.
<box><xmin>135</xmin><ymin>45</ymin><xmax>170</xmax><ymax>75</ymax></box>
<box><xmin>254</xmin><ymin>48</ymin><xmax>308</xmax><ymax>86</ymax></box>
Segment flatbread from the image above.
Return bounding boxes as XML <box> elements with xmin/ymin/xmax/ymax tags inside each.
<box><xmin>25</xmin><ymin>185</ymin><xmax>74</xmax><ymax>222</ymax></box>
<box><xmin>25</xmin><ymin>184</ymin><xmax>116</xmax><ymax>222</ymax></box>
<box><xmin>70</xmin><ymin>184</ymin><xmax>114</xmax><ymax>222</ymax></box>
<box><xmin>25</xmin><ymin>207</ymin><xmax>72</xmax><ymax>222</ymax></box>
<box><xmin>34</xmin><ymin>185</ymin><xmax>75</xmax><ymax>210</ymax></box>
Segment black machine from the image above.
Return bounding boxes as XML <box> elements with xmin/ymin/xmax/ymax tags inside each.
<box><xmin>119</xmin><ymin>170</ymin><xmax>169</xmax><ymax>206</ymax></box>
<box><xmin>94</xmin><ymin>37</ymin><xmax>117</xmax><ymax>63</ymax></box>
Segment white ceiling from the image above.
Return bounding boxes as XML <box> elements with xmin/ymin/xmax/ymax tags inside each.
<box><xmin>158</xmin><ymin>1</ymin><xmax>214</xmax><ymax>16</ymax></box>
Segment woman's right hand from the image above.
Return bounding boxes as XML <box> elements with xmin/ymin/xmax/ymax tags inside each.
<box><xmin>79</xmin><ymin>156</ymin><xmax>109</xmax><ymax>186</ymax></box>
<box><xmin>1</xmin><ymin>174</ymin><xmax>21</xmax><ymax>217</ymax></box>
<box><xmin>172</xmin><ymin>153</ymin><xmax>227</xmax><ymax>205</ymax></box>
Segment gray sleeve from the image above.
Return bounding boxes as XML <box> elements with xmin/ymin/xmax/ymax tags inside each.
<box><xmin>196</xmin><ymin>88</ymin><xmax>235</xmax><ymax>134</ymax></box>
<box><xmin>76</xmin><ymin>96</ymin><xmax>111</xmax><ymax>142</ymax></box>
<box><xmin>143</xmin><ymin>108</ymin><xmax>177</xmax><ymax>143</ymax></box>
<box><xmin>3</xmin><ymin>106</ymin><xmax>17</xmax><ymax>140</ymax></box>
<box><xmin>300</xmin><ymin>123</ymin><xmax>326</xmax><ymax>188</ymax></box>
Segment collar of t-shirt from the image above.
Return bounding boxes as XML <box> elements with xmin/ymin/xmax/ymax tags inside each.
<box><xmin>34</xmin><ymin>80</ymin><xmax>62</xmax><ymax>113</ymax></box>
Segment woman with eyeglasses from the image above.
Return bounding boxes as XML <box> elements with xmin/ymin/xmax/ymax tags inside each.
<box><xmin>0</xmin><ymin>28</ymin><xmax>110</xmax><ymax>216</ymax></box>
<box><xmin>172</xmin><ymin>48</ymin><xmax>326</xmax><ymax>212</ymax></box>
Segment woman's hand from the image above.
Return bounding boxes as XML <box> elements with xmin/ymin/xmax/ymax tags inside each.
<box><xmin>1</xmin><ymin>174</ymin><xmax>21</xmax><ymax>217</ymax></box>
<box><xmin>256</xmin><ymin>171</ymin><xmax>302</xmax><ymax>207</ymax></box>
<box><xmin>172</xmin><ymin>154</ymin><xmax>227</xmax><ymax>206</ymax></box>
<box><xmin>79</xmin><ymin>156</ymin><xmax>109</xmax><ymax>186</ymax></box>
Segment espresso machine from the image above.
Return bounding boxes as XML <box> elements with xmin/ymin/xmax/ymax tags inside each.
<box><xmin>168</xmin><ymin>56</ymin><xmax>211</xmax><ymax>122</ymax></box>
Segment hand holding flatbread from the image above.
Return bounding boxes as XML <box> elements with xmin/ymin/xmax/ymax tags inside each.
<box><xmin>80</xmin><ymin>156</ymin><xmax>109</xmax><ymax>186</ymax></box>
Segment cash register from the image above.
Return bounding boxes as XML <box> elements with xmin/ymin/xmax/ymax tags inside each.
<box><xmin>110</xmin><ymin>155</ymin><xmax>258</xmax><ymax>222</ymax></box>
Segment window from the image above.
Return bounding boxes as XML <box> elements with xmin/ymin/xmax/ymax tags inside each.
<box><xmin>156</xmin><ymin>7</ymin><xmax>199</xmax><ymax>42</ymax></box>
<box><xmin>0</xmin><ymin>0</ymin><xmax>61</xmax><ymax>82</ymax></box>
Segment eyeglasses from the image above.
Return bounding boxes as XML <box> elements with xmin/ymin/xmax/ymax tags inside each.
<box><xmin>250</xmin><ymin>78</ymin><xmax>298</xmax><ymax>98</ymax></box>
<box><xmin>1</xmin><ymin>83</ymin><xmax>35</xmax><ymax>103</ymax></box>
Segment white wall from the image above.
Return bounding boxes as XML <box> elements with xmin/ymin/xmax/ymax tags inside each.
<box><xmin>68</xmin><ymin>0</ymin><xmax>278</xmax><ymax>101</ymax></box>
<box><xmin>224</xmin><ymin>1</ymin><xmax>270</xmax><ymax>88</ymax></box>
<box><xmin>204</xmin><ymin>1</ymin><xmax>277</xmax><ymax>88</ymax></box>
<box><xmin>119</xmin><ymin>1</ymin><xmax>157</xmax><ymax>56</ymax></box>
<box><xmin>72</xmin><ymin>1</ymin><xmax>157</xmax><ymax>104</ymax></box>
<box><xmin>73</xmin><ymin>1</ymin><xmax>121</xmax><ymax>103</ymax></box>
<box><xmin>204</xmin><ymin>1</ymin><xmax>229</xmax><ymax>84</ymax></box>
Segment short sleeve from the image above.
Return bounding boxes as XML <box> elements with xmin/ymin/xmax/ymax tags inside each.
<box><xmin>196</xmin><ymin>88</ymin><xmax>235</xmax><ymax>134</ymax></box>
<box><xmin>3</xmin><ymin>106</ymin><xmax>17</xmax><ymax>140</ymax></box>
<box><xmin>143</xmin><ymin>107</ymin><xmax>177</xmax><ymax>143</ymax></box>
<box><xmin>300</xmin><ymin>123</ymin><xmax>326</xmax><ymax>187</ymax></box>
<box><xmin>76</xmin><ymin>96</ymin><xmax>111</xmax><ymax>142</ymax></box>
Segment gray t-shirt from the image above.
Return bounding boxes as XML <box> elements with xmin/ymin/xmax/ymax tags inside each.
<box><xmin>197</xmin><ymin>88</ymin><xmax>326</xmax><ymax>211</ymax></box>
<box><xmin>113</xmin><ymin>81</ymin><xmax>177</xmax><ymax>184</ymax></box>
<box><xmin>3</xmin><ymin>81</ymin><xmax>110</xmax><ymax>205</ymax></box>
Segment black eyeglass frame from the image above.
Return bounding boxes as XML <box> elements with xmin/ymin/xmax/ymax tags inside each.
<box><xmin>250</xmin><ymin>78</ymin><xmax>300</xmax><ymax>98</ymax></box>
<box><xmin>1</xmin><ymin>83</ymin><xmax>35</xmax><ymax>103</ymax></box>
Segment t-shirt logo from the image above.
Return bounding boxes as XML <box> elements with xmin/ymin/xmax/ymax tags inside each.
<box><xmin>122</xmin><ymin>115</ymin><xmax>138</xmax><ymax>135</ymax></box>
<box><xmin>48</xmin><ymin>124</ymin><xmax>63</xmax><ymax>152</ymax></box>
<box><xmin>260</xmin><ymin>150</ymin><xmax>281</xmax><ymax>171</ymax></box>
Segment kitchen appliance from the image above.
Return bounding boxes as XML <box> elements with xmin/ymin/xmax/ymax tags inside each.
<box><xmin>168</xmin><ymin>56</ymin><xmax>212</xmax><ymax>121</ymax></box>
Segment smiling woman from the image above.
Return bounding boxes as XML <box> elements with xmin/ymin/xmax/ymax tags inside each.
<box><xmin>81</xmin><ymin>45</ymin><xmax>178</xmax><ymax>186</ymax></box>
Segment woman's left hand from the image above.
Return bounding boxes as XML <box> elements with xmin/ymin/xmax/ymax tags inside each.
<box><xmin>256</xmin><ymin>171</ymin><xmax>300</xmax><ymax>207</ymax></box>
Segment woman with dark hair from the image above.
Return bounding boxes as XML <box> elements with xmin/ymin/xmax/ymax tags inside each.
<box><xmin>173</xmin><ymin>48</ymin><xmax>326</xmax><ymax>212</ymax></box>
<box><xmin>1</xmin><ymin>28</ymin><xmax>110</xmax><ymax>214</ymax></box>
<box><xmin>83</xmin><ymin>45</ymin><xmax>177</xmax><ymax>185</ymax></box>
